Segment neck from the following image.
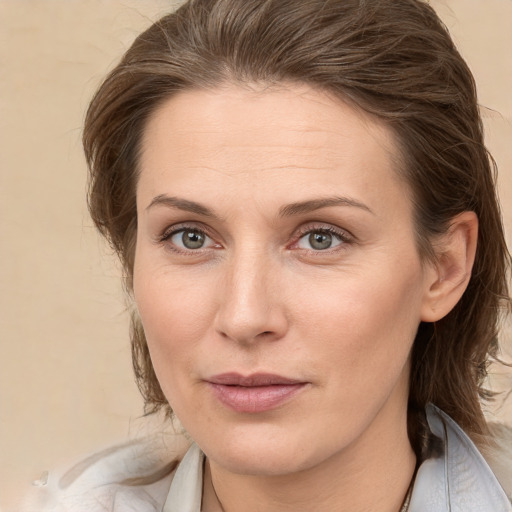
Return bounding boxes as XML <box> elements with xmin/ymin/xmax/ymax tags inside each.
<box><xmin>202</xmin><ymin>405</ymin><xmax>416</xmax><ymax>512</ymax></box>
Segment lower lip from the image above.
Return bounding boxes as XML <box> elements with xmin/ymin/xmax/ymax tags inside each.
<box><xmin>208</xmin><ymin>383</ymin><xmax>307</xmax><ymax>413</ymax></box>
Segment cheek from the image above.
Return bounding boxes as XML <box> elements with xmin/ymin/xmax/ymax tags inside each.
<box><xmin>291</xmin><ymin>260</ymin><xmax>424</xmax><ymax>377</ymax></box>
<box><xmin>132</xmin><ymin>261</ymin><xmax>217</xmax><ymax>385</ymax></box>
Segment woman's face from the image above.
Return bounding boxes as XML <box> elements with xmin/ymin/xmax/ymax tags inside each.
<box><xmin>134</xmin><ymin>84</ymin><xmax>435</xmax><ymax>476</ymax></box>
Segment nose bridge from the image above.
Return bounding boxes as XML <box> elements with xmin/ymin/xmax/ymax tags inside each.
<box><xmin>215</xmin><ymin>244</ymin><xmax>286</xmax><ymax>343</ymax></box>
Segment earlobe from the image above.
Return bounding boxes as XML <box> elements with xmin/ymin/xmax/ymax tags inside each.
<box><xmin>421</xmin><ymin>211</ymin><xmax>478</xmax><ymax>323</ymax></box>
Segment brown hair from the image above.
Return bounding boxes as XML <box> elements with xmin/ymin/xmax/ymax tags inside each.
<box><xmin>83</xmin><ymin>0</ymin><xmax>511</xmax><ymax>457</ymax></box>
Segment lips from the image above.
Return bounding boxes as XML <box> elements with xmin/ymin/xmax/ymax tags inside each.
<box><xmin>206</xmin><ymin>373</ymin><xmax>308</xmax><ymax>413</ymax></box>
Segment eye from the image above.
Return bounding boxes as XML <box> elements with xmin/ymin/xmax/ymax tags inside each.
<box><xmin>296</xmin><ymin>229</ymin><xmax>345</xmax><ymax>251</ymax></box>
<box><xmin>169</xmin><ymin>228</ymin><xmax>213</xmax><ymax>250</ymax></box>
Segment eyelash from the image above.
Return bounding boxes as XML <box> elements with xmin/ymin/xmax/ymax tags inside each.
<box><xmin>156</xmin><ymin>222</ymin><xmax>353</xmax><ymax>255</ymax></box>
<box><xmin>157</xmin><ymin>223</ymin><xmax>218</xmax><ymax>254</ymax></box>
<box><xmin>291</xmin><ymin>224</ymin><xmax>352</xmax><ymax>252</ymax></box>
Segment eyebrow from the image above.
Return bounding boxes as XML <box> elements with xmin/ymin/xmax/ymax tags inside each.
<box><xmin>145</xmin><ymin>195</ymin><xmax>218</xmax><ymax>218</ymax></box>
<box><xmin>279</xmin><ymin>196</ymin><xmax>374</xmax><ymax>217</ymax></box>
<box><xmin>145</xmin><ymin>194</ymin><xmax>374</xmax><ymax>218</ymax></box>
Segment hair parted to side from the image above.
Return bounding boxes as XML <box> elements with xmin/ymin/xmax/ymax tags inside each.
<box><xmin>84</xmin><ymin>0</ymin><xmax>511</xmax><ymax>457</ymax></box>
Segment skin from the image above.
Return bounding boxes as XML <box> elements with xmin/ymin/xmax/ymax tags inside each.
<box><xmin>133</xmin><ymin>83</ymin><xmax>477</xmax><ymax>511</ymax></box>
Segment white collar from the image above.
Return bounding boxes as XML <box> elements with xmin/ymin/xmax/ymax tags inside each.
<box><xmin>163</xmin><ymin>443</ymin><xmax>204</xmax><ymax>512</ymax></box>
<box><xmin>408</xmin><ymin>404</ymin><xmax>511</xmax><ymax>511</ymax></box>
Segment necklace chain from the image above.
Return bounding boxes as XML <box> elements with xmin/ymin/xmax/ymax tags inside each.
<box><xmin>399</xmin><ymin>477</ymin><xmax>414</xmax><ymax>512</ymax></box>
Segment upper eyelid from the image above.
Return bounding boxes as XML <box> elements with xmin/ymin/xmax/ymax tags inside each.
<box><xmin>293</xmin><ymin>222</ymin><xmax>354</xmax><ymax>240</ymax></box>
<box><xmin>159</xmin><ymin>222</ymin><xmax>214</xmax><ymax>241</ymax></box>
<box><xmin>157</xmin><ymin>225</ymin><xmax>219</xmax><ymax>254</ymax></box>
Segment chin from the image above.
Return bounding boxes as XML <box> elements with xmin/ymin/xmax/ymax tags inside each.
<box><xmin>209</xmin><ymin>444</ymin><xmax>312</xmax><ymax>476</ymax></box>
<box><xmin>196</xmin><ymin>421</ymin><xmax>348</xmax><ymax>477</ymax></box>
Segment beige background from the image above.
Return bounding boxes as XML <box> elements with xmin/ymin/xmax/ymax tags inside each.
<box><xmin>0</xmin><ymin>1</ymin><xmax>511</xmax><ymax>510</ymax></box>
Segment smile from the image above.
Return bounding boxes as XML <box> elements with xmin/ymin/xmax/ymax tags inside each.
<box><xmin>206</xmin><ymin>373</ymin><xmax>308</xmax><ymax>413</ymax></box>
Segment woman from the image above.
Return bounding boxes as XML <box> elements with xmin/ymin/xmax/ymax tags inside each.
<box><xmin>25</xmin><ymin>0</ymin><xmax>511</xmax><ymax>510</ymax></box>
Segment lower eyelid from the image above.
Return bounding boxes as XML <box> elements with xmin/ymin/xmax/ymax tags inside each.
<box><xmin>298</xmin><ymin>234</ymin><xmax>342</xmax><ymax>248</ymax></box>
<box><xmin>290</xmin><ymin>225</ymin><xmax>354</xmax><ymax>251</ymax></box>
<box><xmin>174</xmin><ymin>229</ymin><xmax>214</xmax><ymax>245</ymax></box>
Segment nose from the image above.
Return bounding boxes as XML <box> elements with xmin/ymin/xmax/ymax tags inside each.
<box><xmin>214</xmin><ymin>250</ymin><xmax>288</xmax><ymax>345</ymax></box>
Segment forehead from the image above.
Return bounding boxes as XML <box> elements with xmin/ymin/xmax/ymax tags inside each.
<box><xmin>137</xmin><ymin>83</ymin><xmax>408</xmax><ymax>211</ymax></box>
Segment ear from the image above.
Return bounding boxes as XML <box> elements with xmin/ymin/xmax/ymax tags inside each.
<box><xmin>421</xmin><ymin>211</ymin><xmax>478</xmax><ymax>323</ymax></box>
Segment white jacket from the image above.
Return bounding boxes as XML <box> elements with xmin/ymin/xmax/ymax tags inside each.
<box><xmin>21</xmin><ymin>405</ymin><xmax>512</xmax><ymax>511</ymax></box>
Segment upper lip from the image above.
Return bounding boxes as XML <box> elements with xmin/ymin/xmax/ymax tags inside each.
<box><xmin>207</xmin><ymin>373</ymin><xmax>304</xmax><ymax>387</ymax></box>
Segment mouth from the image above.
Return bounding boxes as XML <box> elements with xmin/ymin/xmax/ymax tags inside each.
<box><xmin>206</xmin><ymin>373</ymin><xmax>308</xmax><ymax>413</ymax></box>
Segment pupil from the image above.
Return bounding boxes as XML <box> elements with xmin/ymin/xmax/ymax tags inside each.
<box><xmin>309</xmin><ymin>232</ymin><xmax>332</xmax><ymax>250</ymax></box>
<box><xmin>182</xmin><ymin>230</ymin><xmax>204</xmax><ymax>249</ymax></box>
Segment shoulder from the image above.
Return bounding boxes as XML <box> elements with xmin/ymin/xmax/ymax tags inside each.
<box><xmin>20</xmin><ymin>433</ymin><xmax>190</xmax><ymax>512</ymax></box>
<box><xmin>484</xmin><ymin>421</ymin><xmax>512</xmax><ymax>500</ymax></box>
<box><xmin>409</xmin><ymin>405</ymin><xmax>512</xmax><ymax>511</ymax></box>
